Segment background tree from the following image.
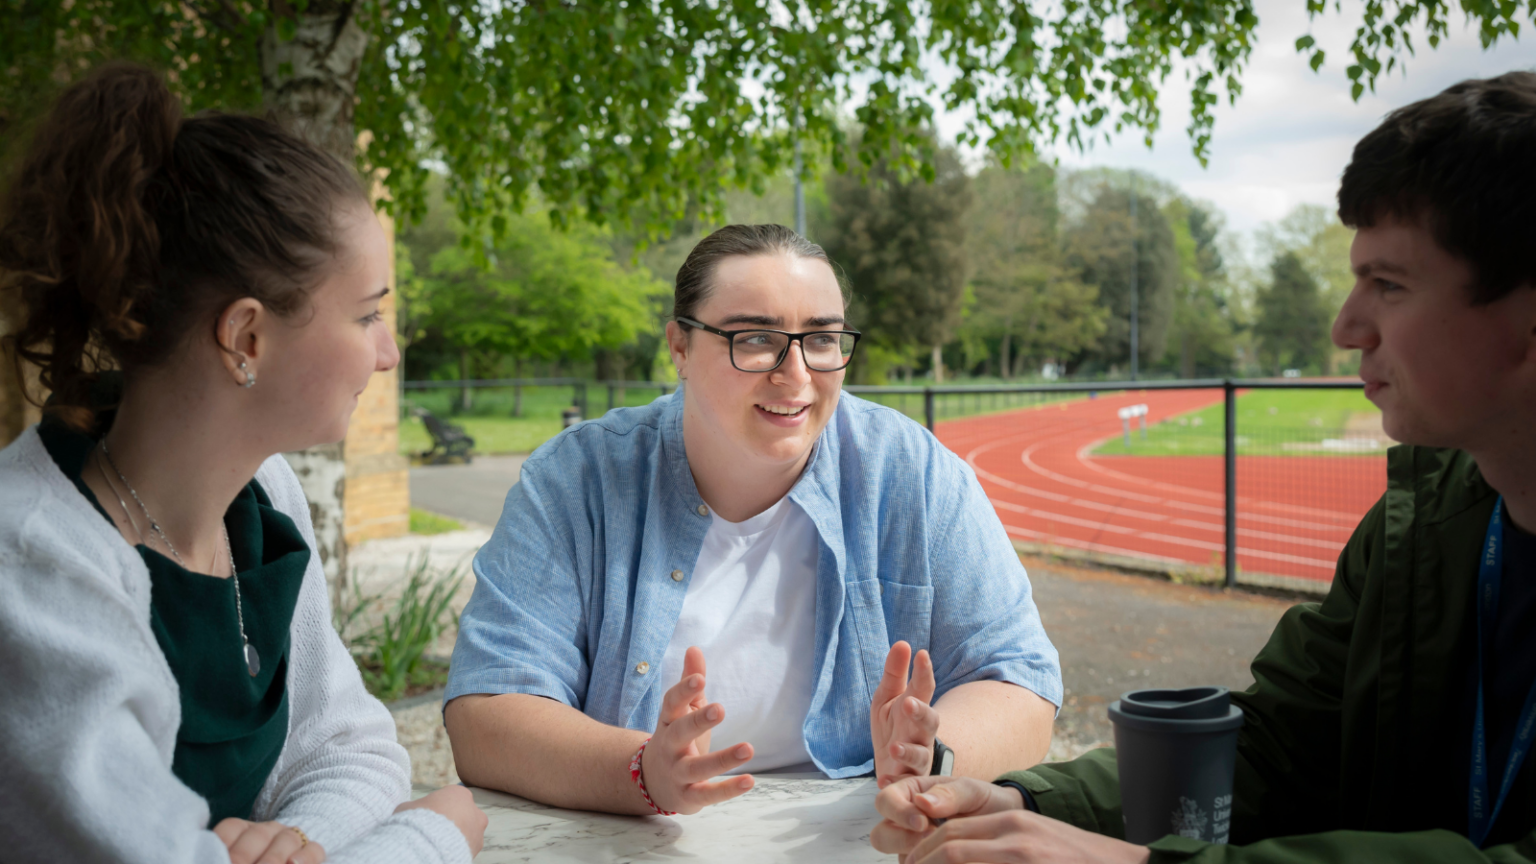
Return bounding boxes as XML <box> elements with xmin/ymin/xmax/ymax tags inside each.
<box><xmin>2</xmin><ymin>0</ymin><xmax>1526</xmax><ymax>556</ymax></box>
<box><xmin>1257</xmin><ymin>203</ymin><xmax>1356</xmax><ymax>372</ymax></box>
<box><xmin>1062</xmin><ymin>180</ymin><xmax>1180</xmax><ymax>374</ymax></box>
<box><xmin>10</xmin><ymin>0</ymin><xmax>1509</xmax><ymax>249</ymax></box>
<box><xmin>819</xmin><ymin>142</ymin><xmax>972</xmax><ymax>383</ymax></box>
<box><xmin>1254</xmin><ymin>251</ymin><xmax>1331</xmax><ymax>374</ymax></box>
<box><xmin>962</xmin><ymin>162</ymin><xmax>1105</xmax><ymax>378</ymax></box>
<box><xmin>1162</xmin><ymin>199</ymin><xmax>1238</xmax><ymax>377</ymax></box>
<box><xmin>408</xmin><ymin>210</ymin><xmax>666</xmax><ymax>412</ymax></box>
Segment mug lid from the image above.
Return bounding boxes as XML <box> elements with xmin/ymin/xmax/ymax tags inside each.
<box><xmin>1118</xmin><ymin>686</ymin><xmax>1231</xmax><ymax>720</ymax></box>
<box><xmin>1108</xmin><ymin>686</ymin><xmax>1245</xmax><ymax>734</ymax></box>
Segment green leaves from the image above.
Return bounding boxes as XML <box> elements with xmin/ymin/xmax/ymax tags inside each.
<box><xmin>1255</xmin><ymin>251</ymin><xmax>1332</xmax><ymax>374</ymax></box>
<box><xmin>1294</xmin><ymin>0</ymin><xmax>1526</xmax><ymax>101</ymax></box>
<box><xmin>5</xmin><ymin>0</ymin><xmax>1528</xmax><ymax>252</ymax></box>
<box><xmin>416</xmin><ymin>208</ymin><xmax>668</xmax><ymax>369</ymax></box>
<box><xmin>820</xmin><ymin>137</ymin><xmax>972</xmax><ymax>364</ymax></box>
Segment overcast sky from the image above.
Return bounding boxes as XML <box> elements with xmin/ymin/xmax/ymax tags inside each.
<box><xmin>936</xmin><ymin>0</ymin><xmax>1535</xmax><ymax>236</ymax></box>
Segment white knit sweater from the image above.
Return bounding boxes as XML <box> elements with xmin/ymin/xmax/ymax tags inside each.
<box><xmin>0</xmin><ymin>427</ymin><xmax>472</xmax><ymax>864</ymax></box>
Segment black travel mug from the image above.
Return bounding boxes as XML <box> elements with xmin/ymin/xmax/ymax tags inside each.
<box><xmin>1108</xmin><ymin>686</ymin><xmax>1244</xmax><ymax>845</ymax></box>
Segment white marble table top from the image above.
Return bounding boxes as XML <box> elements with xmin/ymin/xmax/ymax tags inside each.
<box><xmin>442</xmin><ymin>775</ymin><xmax>891</xmax><ymax>862</ymax></box>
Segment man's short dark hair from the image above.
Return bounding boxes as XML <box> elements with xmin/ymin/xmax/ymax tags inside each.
<box><xmin>1338</xmin><ymin>71</ymin><xmax>1536</xmax><ymax>304</ymax></box>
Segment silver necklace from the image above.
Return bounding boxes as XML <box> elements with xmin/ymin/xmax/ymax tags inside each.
<box><xmin>98</xmin><ymin>440</ymin><xmax>260</xmax><ymax>677</ymax></box>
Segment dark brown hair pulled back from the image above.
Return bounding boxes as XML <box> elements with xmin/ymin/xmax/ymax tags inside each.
<box><xmin>673</xmin><ymin>224</ymin><xmax>842</xmax><ymax>326</ymax></box>
<box><xmin>0</xmin><ymin>62</ymin><xmax>367</xmax><ymax>426</ymax></box>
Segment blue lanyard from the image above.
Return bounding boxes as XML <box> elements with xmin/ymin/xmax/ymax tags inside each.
<box><xmin>1468</xmin><ymin>496</ymin><xmax>1536</xmax><ymax>848</ymax></box>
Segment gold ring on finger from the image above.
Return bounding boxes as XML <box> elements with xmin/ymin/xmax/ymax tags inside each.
<box><xmin>288</xmin><ymin>826</ymin><xmax>308</xmax><ymax>848</ymax></box>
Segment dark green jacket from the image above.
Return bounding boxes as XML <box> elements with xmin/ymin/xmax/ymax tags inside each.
<box><xmin>1001</xmin><ymin>446</ymin><xmax>1536</xmax><ymax>863</ymax></box>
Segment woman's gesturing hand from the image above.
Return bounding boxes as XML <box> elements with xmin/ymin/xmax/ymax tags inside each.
<box><xmin>870</xmin><ymin>641</ymin><xmax>939</xmax><ymax>788</ymax></box>
<box><xmin>212</xmin><ymin>818</ymin><xmax>326</xmax><ymax>864</ymax></box>
<box><xmin>641</xmin><ymin>646</ymin><xmax>756</xmax><ymax>814</ymax></box>
<box><xmin>395</xmin><ymin>785</ymin><xmax>488</xmax><ymax>856</ymax></box>
<box><xmin>870</xmin><ymin>775</ymin><xmax>1150</xmax><ymax>864</ymax></box>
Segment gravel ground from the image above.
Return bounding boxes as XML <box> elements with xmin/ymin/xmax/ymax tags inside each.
<box><xmin>392</xmin><ymin>697</ymin><xmax>460</xmax><ymax>788</ymax></box>
<box><xmin>361</xmin><ymin>531</ymin><xmax>1303</xmax><ymax>788</ymax></box>
<box><xmin>1025</xmin><ymin>555</ymin><xmax>1296</xmax><ymax>755</ymax></box>
<box><xmin>351</xmin><ymin>528</ymin><xmax>486</xmax><ymax>790</ymax></box>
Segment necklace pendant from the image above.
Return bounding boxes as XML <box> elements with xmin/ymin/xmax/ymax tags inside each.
<box><xmin>244</xmin><ymin>642</ymin><xmax>261</xmax><ymax>677</ymax></box>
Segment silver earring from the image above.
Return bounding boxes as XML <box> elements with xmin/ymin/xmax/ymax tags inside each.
<box><xmin>238</xmin><ymin>360</ymin><xmax>255</xmax><ymax>388</ymax></box>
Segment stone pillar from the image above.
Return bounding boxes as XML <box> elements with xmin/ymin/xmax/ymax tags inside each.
<box><xmin>342</xmin><ymin>202</ymin><xmax>409</xmax><ymax>546</ymax></box>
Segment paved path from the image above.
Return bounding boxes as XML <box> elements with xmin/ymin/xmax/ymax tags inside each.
<box><xmin>940</xmin><ymin>392</ymin><xmax>1384</xmax><ymax>584</ymax></box>
<box><xmin>409</xmin><ymin>455</ymin><xmax>526</xmax><ymax>527</ymax></box>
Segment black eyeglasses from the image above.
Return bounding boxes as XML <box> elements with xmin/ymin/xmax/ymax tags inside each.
<box><xmin>676</xmin><ymin>317</ymin><xmax>862</xmax><ymax>373</ymax></box>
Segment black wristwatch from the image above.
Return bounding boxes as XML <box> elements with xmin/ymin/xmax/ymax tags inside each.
<box><xmin>930</xmin><ymin>738</ymin><xmax>954</xmax><ymax>776</ymax></box>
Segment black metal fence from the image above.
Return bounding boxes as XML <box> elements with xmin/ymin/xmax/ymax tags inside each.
<box><xmin>402</xmin><ymin>377</ymin><xmax>675</xmax><ymax>420</ymax></box>
<box><xmin>403</xmin><ymin>377</ymin><xmax>1380</xmax><ymax>593</ymax></box>
<box><xmin>843</xmin><ymin>379</ymin><xmax>1372</xmax><ymax>590</ymax></box>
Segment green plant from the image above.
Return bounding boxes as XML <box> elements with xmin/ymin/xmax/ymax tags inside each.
<box><xmin>336</xmin><ymin>554</ymin><xmax>465</xmax><ymax>702</ymax></box>
<box><xmin>333</xmin><ymin>572</ymin><xmax>382</xmax><ymax>649</ymax></box>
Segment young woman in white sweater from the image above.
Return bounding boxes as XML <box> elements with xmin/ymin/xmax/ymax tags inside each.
<box><xmin>0</xmin><ymin>64</ymin><xmax>486</xmax><ymax>864</ymax></box>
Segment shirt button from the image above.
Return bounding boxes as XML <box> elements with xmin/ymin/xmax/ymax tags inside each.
<box><xmin>671</xmin><ymin>569</ymin><xmax>685</xmax><ymax>582</ymax></box>
<box><xmin>635</xmin><ymin>662</ymin><xmax>650</xmax><ymax>675</ymax></box>
<box><xmin>696</xmin><ymin>504</ymin><xmax>709</xmax><ymax>517</ymax></box>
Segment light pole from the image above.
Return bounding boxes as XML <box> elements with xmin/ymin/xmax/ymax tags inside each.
<box><xmin>793</xmin><ymin>108</ymin><xmax>806</xmax><ymax>236</ymax></box>
<box><xmin>794</xmin><ymin>137</ymin><xmax>806</xmax><ymax>236</ymax></box>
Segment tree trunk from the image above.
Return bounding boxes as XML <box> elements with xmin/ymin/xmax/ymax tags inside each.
<box><xmin>264</xmin><ymin>2</ymin><xmax>369</xmax><ymax>595</ymax></box>
<box><xmin>512</xmin><ymin>359</ymin><xmax>524</xmax><ymax>417</ymax></box>
<box><xmin>931</xmin><ymin>344</ymin><xmax>944</xmax><ymax>384</ymax></box>
<box><xmin>459</xmin><ymin>349</ymin><xmax>473</xmax><ymax>412</ymax></box>
<box><xmin>999</xmin><ymin>313</ymin><xmax>1013</xmax><ymax>381</ymax></box>
<box><xmin>261</xmin><ymin>5</ymin><xmax>369</xmax><ymax>163</ymax></box>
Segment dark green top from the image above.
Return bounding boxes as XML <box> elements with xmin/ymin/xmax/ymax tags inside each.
<box><xmin>38</xmin><ymin>409</ymin><xmax>310</xmax><ymax>824</ymax></box>
<box><xmin>1000</xmin><ymin>446</ymin><xmax>1536</xmax><ymax>863</ymax></box>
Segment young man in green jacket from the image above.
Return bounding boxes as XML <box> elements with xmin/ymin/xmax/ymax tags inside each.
<box><xmin>870</xmin><ymin>71</ymin><xmax>1536</xmax><ymax>864</ymax></box>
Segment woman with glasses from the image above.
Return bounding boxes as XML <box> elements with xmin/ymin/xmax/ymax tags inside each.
<box><xmin>444</xmin><ymin>224</ymin><xmax>1062</xmax><ymax>816</ymax></box>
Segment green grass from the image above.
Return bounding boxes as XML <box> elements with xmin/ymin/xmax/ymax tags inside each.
<box><xmin>401</xmin><ymin>415</ymin><xmax>565</xmax><ymax>456</ymax></box>
<box><xmin>856</xmin><ymin>386</ymin><xmax>1085</xmax><ymax>425</ymax></box>
<box><xmin>409</xmin><ymin>508</ymin><xmax>463</xmax><ymax>535</ymax></box>
<box><xmin>400</xmin><ymin>383</ymin><xmax>671</xmax><ymax>455</ymax></box>
<box><xmin>401</xmin><ymin>381</ymin><xmax>1371</xmax><ymax>459</ymax></box>
<box><xmin>1093</xmin><ymin>388</ymin><xmax>1382</xmax><ymax>457</ymax></box>
<box><xmin>398</xmin><ymin>380</ymin><xmax>1071</xmax><ymax>455</ymax></box>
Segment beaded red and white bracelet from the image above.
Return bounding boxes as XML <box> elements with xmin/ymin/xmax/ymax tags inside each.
<box><xmin>629</xmin><ymin>737</ymin><xmax>678</xmax><ymax>816</ymax></box>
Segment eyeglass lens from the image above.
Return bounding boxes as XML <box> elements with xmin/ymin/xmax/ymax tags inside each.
<box><xmin>733</xmin><ymin>331</ymin><xmax>856</xmax><ymax>372</ymax></box>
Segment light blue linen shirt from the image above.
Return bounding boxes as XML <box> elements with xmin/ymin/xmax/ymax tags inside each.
<box><xmin>446</xmin><ymin>391</ymin><xmax>1062</xmax><ymax>778</ymax></box>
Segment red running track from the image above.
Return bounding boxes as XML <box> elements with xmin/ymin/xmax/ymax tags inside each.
<box><xmin>937</xmin><ymin>390</ymin><xmax>1388</xmax><ymax>583</ymax></box>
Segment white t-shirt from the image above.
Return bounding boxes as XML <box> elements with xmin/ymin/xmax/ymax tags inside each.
<box><xmin>657</xmin><ymin>495</ymin><xmax>820</xmax><ymax>774</ymax></box>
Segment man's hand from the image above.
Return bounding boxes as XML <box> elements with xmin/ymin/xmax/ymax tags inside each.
<box><xmin>871</xmin><ymin>776</ymin><xmax>1149</xmax><ymax>864</ymax></box>
<box><xmin>640</xmin><ymin>646</ymin><xmax>756</xmax><ymax>814</ymax></box>
<box><xmin>871</xmin><ymin>641</ymin><xmax>939</xmax><ymax>788</ymax></box>
<box><xmin>395</xmin><ymin>785</ymin><xmax>488</xmax><ymax>856</ymax></box>
<box><xmin>882</xmin><ymin>808</ymin><xmax>1152</xmax><ymax>864</ymax></box>
<box><xmin>212</xmin><ymin>818</ymin><xmax>326</xmax><ymax>864</ymax></box>
<box><xmin>871</xmin><ymin>775</ymin><xmax>1025</xmax><ymax>848</ymax></box>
